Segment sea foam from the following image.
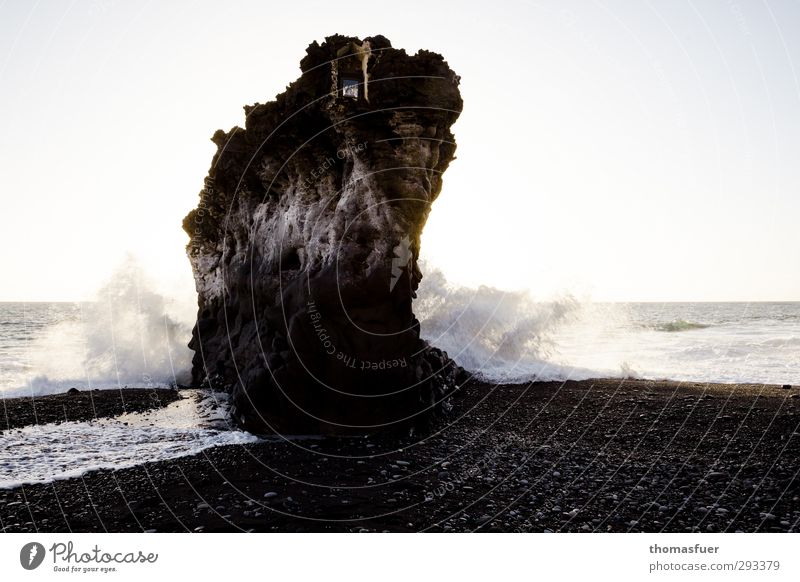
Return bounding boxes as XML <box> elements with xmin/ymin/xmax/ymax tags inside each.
<box><xmin>0</xmin><ymin>390</ymin><xmax>259</xmax><ymax>489</ymax></box>
<box><xmin>1</xmin><ymin>258</ymin><xmax>193</xmax><ymax>397</ymax></box>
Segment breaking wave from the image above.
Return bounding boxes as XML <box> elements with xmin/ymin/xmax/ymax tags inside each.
<box><xmin>1</xmin><ymin>258</ymin><xmax>193</xmax><ymax>398</ymax></box>
<box><xmin>415</xmin><ymin>267</ymin><xmax>599</xmax><ymax>383</ymax></box>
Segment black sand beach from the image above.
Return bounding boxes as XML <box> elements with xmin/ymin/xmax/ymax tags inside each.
<box><xmin>1</xmin><ymin>379</ymin><xmax>798</xmax><ymax>533</ymax></box>
<box><xmin>1</xmin><ymin>388</ymin><xmax>181</xmax><ymax>431</ymax></box>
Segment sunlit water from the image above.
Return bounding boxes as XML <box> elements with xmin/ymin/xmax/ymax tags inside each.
<box><xmin>548</xmin><ymin>302</ymin><xmax>800</xmax><ymax>384</ymax></box>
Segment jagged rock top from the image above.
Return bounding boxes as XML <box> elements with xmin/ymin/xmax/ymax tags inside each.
<box><xmin>184</xmin><ymin>35</ymin><xmax>461</xmax><ymax>248</ymax></box>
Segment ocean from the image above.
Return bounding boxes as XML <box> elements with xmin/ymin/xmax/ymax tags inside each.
<box><xmin>1</xmin><ymin>299</ymin><xmax>797</xmax><ymax>398</ymax></box>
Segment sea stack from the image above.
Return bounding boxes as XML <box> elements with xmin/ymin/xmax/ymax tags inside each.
<box><xmin>183</xmin><ymin>35</ymin><xmax>463</xmax><ymax>434</ymax></box>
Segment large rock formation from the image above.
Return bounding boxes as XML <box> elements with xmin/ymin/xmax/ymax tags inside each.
<box><xmin>183</xmin><ymin>35</ymin><xmax>463</xmax><ymax>434</ymax></box>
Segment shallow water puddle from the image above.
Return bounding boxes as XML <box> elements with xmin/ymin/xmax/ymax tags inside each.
<box><xmin>0</xmin><ymin>390</ymin><xmax>260</xmax><ymax>489</ymax></box>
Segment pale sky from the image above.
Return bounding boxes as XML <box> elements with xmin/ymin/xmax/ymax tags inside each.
<box><xmin>1</xmin><ymin>0</ymin><xmax>798</xmax><ymax>302</ymax></box>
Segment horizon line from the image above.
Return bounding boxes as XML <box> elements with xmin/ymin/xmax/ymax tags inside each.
<box><xmin>1</xmin><ymin>299</ymin><xmax>799</xmax><ymax>304</ymax></box>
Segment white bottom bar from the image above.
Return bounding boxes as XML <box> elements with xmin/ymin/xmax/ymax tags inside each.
<box><xmin>1</xmin><ymin>533</ymin><xmax>798</xmax><ymax>581</ymax></box>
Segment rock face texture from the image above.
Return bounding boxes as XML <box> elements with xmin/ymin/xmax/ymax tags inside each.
<box><xmin>183</xmin><ymin>35</ymin><xmax>462</xmax><ymax>434</ymax></box>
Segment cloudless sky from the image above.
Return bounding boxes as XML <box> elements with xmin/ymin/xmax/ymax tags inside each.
<box><xmin>1</xmin><ymin>0</ymin><xmax>798</xmax><ymax>302</ymax></box>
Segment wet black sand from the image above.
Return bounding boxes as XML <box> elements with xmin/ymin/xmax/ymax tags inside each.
<box><xmin>1</xmin><ymin>388</ymin><xmax>180</xmax><ymax>431</ymax></box>
<box><xmin>1</xmin><ymin>379</ymin><xmax>798</xmax><ymax>532</ymax></box>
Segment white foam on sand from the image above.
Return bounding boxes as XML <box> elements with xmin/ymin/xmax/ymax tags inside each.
<box><xmin>0</xmin><ymin>390</ymin><xmax>260</xmax><ymax>489</ymax></box>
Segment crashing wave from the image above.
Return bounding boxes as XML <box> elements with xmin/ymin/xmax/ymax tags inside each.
<box><xmin>415</xmin><ymin>267</ymin><xmax>588</xmax><ymax>383</ymax></box>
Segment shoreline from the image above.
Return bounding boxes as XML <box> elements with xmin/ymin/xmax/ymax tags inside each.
<box><xmin>0</xmin><ymin>388</ymin><xmax>181</xmax><ymax>431</ymax></box>
<box><xmin>1</xmin><ymin>378</ymin><xmax>798</xmax><ymax>532</ymax></box>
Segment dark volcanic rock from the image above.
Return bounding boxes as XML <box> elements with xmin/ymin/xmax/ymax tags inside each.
<box><xmin>183</xmin><ymin>35</ymin><xmax>463</xmax><ymax>434</ymax></box>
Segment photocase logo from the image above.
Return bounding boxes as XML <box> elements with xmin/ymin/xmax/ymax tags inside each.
<box><xmin>20</xmin><ymin>542</ymin><xmax>46</xmax><ymax>570</ymax></box>
<box><xmin>390</xmin><ymin>235</ymin><xmax>412</xmax><ymax>291</ymax></box>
